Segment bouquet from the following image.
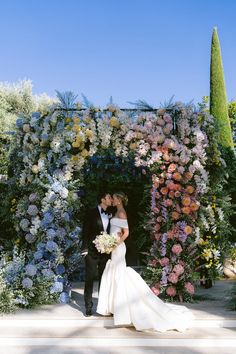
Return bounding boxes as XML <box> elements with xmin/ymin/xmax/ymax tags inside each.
<box><xmin>93</xmin><ymin>231</ymin><xmax>119</xmax><ymax>254</ymax></box>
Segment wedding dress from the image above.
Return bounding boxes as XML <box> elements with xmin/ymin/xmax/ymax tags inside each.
<box><xmin>97</xmin><ymin>218</ymin><xmax>194</xmax><ymax>332</ymax></box>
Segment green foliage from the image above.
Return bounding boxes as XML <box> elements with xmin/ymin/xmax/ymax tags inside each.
<box><xmin>0</xmin><ymin>276</ymin><xmax>17</xmax><ymax>313</ymax></box>
<box><xmin>228</xmin><ymin>101</ymin><xmax>236</xmax><ymax>145</ymax></box>
<box><xmin>210</xmin><ymin>27</ymin><xmax>234</xmax><ymax>148</ymax></box>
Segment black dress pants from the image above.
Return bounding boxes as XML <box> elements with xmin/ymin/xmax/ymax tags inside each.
<box><xmin>84</xmin><ymin>253</ymin><xmax>108</xmax><ymax>310</ymax></box>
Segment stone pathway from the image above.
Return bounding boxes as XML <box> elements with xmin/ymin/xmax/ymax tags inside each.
<box><xmin>0</xmin><ymin>279</ymin><xmax>235</xmax><ymax>354</ymax></box>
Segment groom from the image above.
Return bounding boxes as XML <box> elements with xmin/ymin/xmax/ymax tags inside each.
<box><xmin>81</xmin><ymin>191</ymin><xmax>112</xmax><ymax>316</ymax></box>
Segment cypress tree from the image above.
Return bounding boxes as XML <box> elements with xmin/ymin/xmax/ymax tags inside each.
<box><xmin>210</xmin><ymin>27</ymin><xmax>234</xmax><ymax>148</ymax></box>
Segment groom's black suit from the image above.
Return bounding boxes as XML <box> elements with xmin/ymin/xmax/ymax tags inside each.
<box><xmin>81</xmin><ymin>206</ymin><xmax>110</xmax><ymax>312</ymax></box>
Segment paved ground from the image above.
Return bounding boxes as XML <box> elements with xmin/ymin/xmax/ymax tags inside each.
<box><xmin>0</xmin><ymin>279</ymin><xmax>235</xmax><ymax>354</ymax></box>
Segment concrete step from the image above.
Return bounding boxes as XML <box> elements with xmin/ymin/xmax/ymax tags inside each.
<box><xmin>1</xmin><ymin>317</ymin><xmax>236</xmax><ymax>329</ymax></box>
<box><xmin>0</xmin><ymin>328</ymin><xmax>236</xmax><ymax>354</ymax></box>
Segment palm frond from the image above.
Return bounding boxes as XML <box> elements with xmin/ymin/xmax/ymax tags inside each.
<box><xmin>127</xmin><ymin>99</ymin><xmax>154</xmax><ymax>110</ymax></box>
<box><xmin>159</xmin><ymin>95</ymin><xmax>175</xmax><ymax>109</ymax></box>
<box><xmin>55</xmin><ymin>91</ymin><xmax>78</xmax><ymax>109</ymax></box>
<box><xmin>81</xmin><ymin>93</ymin><xmax>93</xmax><ymax>108</ymax></box>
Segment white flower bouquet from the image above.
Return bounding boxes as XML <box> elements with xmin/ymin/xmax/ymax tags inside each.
<box><xmin>93</xmin><ymin>231</ymin><xmax>119</xmax><ymax>254</ymax></box>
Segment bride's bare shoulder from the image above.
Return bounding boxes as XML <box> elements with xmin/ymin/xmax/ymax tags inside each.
<box><xmin>117</xmin><ymin>210</ymin><xmax>127</xmax><ymax>219</ymax></box>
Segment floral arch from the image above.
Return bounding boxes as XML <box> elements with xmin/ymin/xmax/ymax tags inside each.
<box><xmin>1</xmin><ymin>100</ymin><xmax>216</xmax><ymax>308</ymax></box>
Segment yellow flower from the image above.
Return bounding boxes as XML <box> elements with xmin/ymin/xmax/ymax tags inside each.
<box><xmin>85</xmin><ymin>129</ymin><xmax>93</xmax><ymax>138</ymax></box>
<box><xmin>72</xmin><ymin>141</ymin><xmax>80</xmax><ymax>148</ymax></box>
<box><xmin>202</xmin><ymin>248</ymin><xmax>212</xmax><ymax>261</ymax></box>
<box><xmin>71</xmin><ymin>155</ymin><xmax>79</xmax><ymax>162</ymax></box>
<box><xmin>84</xmin><ymin>116</ymin><xmax>92</xmax><ymax>123</ymax></box>
<box><xmin>73</xmin><ymin>117</ymin><xmax>80</xmax><ymax>124</ymax></box>
<box><xmin>81</xmin><ymin>149</ymin><xmax>89</xmax><ymax>158</ymax></box>
<box><xmin>10</xmin><ymin>207</ymin><xmax>15</xmax><ymax>212</ymax></box>
<box><xmin>198</xmin><ymin>238</ymin><xmax>206</xmax><ymax>246</ymax></box>
<box><xmin>212</xmin><ymin>204</ymin><xmax>216</xmax><ymax>209</ymax></box>
<box><xmin>72</xmin><ymin>125</ymin><xmax>81</xmax><ymax>132</ymax></box>
<box><xmin>65</xmin><ymin>117</ymin><xmax>72</xmax><ymax>123</ymax></box>
<box><xmin>110</xmin><ymin>117</ymin><xmax>120</xmax><ymax>128</ymax></box>
<box><xmin>11</xmin><ymin>199</ymin><xmax>16</xmax><ymax>205</ymax></box>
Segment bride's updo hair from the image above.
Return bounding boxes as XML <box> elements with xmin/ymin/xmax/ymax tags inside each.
<box><xmin>114</xmin><ymin>192</ymin><xmax>128</xmax><ymax>206</ymax></box>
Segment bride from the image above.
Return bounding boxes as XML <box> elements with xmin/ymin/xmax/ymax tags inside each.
<box><xmin>97</xmin><ymin>192</ymin><xmax>194</xmax><ymax>332</ymax></box>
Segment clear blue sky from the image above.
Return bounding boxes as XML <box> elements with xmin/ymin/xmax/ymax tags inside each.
<box><xmin>0</xmin><ymin>0</ymin><xmax>235</xmax><ymax>107</ymax></box>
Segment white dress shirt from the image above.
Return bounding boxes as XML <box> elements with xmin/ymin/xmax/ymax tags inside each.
<box><xmin>98</xmin><ymin>205</ymin><xmax>109</xmax><ymax>231</ymax></box>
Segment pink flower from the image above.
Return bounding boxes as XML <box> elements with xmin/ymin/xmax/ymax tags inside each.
<box><xmin>163</xmin><ymin>113</ymin><xmax>172</xmax><ymax>123</ymax></box>
<box><xmin>184</xmin><ymin>282</ymin><xmax>195</xmax><ymax>295</ymax></box>
<box><xmin>166</xmin><ymin>286</ymin><xmax>177</xmax><ymax>297</ymax></box>
<box><xmin>165</xmin><ymin>199</ymin><xmax>173</xmax><ymax>207</ymax></box>
<box><xmin>159</xmin><ymin>257</ymin><xmax>170</xmax><ymax>266</ymax></box>
<box><xmin>173</xmin><ymin>264</ymin><xmax>184</xmax><ymax>275</ymax></box>
<box><xmin>168</xmin><ymin>273</ymin><xmax>179</xmax><ymax>284</ymax></box>
<box><xmin>151</xmin><ymin>286</ymin><xmax>160</xmax><ymax>296</ymax></box>
<box><xmin>172</xmin><ymin>244</ymin><xmax>183</xmax><ymax>255</ymax></box>
<box><xmin>149</xmin><ymin>259</ymin><xmax>158</xmax><ymax>267</ymax></box>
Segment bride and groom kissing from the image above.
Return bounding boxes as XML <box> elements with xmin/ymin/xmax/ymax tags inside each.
<box><xmin>81</xmin><ymin>191</ymin><xmax>194</xmax><ymax>332</ymax></box>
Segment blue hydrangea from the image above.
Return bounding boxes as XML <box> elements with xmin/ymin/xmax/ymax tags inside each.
<box><xmin>46</xmin><ymin>228</ymin><xmax>56</xmax><ymax>239</ymax></box>
<box><xmin>22</xmin><ymin>277</ymin><xmax>33</xmax><ymax>289</ymax></box>
<box><xmin>32</xmin><ymin>112</ymin><xmax>41</xmax><ymax>119</ymax></box>
<box><xmin>25</xmin><ymin>233</ymin><xmax>36</xmax><ymax>243</ymax></box>
<box><xmin>29</xmin><ymin>193</ymin><xmax>38</xmax><ymax>202</ymax></box>
<box><xmin>16</xmin><ymin>118</ymin><xmax>24</xmax><ymax>128</ymax></box>
<box><xmin>34</xmin><ymin>251</ymin><xmax>43</xmax><ymax>260</ymax></box>
<box><xmin>51</xmin><ymin>181</ymin><xmax>62</xmax><ymax>193</ymax></box>
<box><xmin>56</xmin><ymin>121</ymin><xmax>65</xmax><ymax>132</ymax></box>
<box><xmin>48</xmin><ymin>192</ymin><xmax>57</xmax><ymax>203</ymax></box>
<box><xmin>41</xmin><ymin>212</ymin><xmax>54</xmax><ymax>227</ymax></box>
<box><xmin>42</xmin><ymin>268</ymin><xmax>54</xmax><ymax>278</ymax></box>
<box><xmin>25</xmin><ymin>264</ymin><xmax>37</xmax><ymax>276</ymax></box>
<box><xmin>46</xmin><ymin>240</ymin><xmax>58</xmax><ymax>252</ymax></box>
<box><xmin>20</xmin><ymin>218</ymin><xmax>30</xmax><ymax>231</ymax></box>
<box><xmin>56</xmin><ymin>264</ymin><xmax>65</xmax><ymax>275</ymax></box>
<box><xmin>56</xmin><ymin>228</ymin><xmax>66</xmax><ymax>238</ymax></box>
<box><xmin>41</xmin><ymin>133</ymin><xmax>49</xmax><ymax>141</ymax></box>
<box><xmin>27</xmin><ymin>205</ymin><xmax>39</xmax><ymax>216</ymax></box>
<box><xmin>59</xmin><ymin>292</ymin><xmax>70</xmax><ymax>304</ymax></box>
<box><xmin>62</xmin><ymin>212</ymin><xmax>70</xmax><ymax>222</ymax></box>
<box><xmin>50</xmin><ymin>281</ymin><xmax>63</xmax><ymax>293</ymax></box>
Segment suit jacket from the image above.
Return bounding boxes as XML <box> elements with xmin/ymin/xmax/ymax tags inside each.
<box><xmin>81</xmin><ymin>206</ymin><xmax>110</xmax><ymax>258</ymax></box>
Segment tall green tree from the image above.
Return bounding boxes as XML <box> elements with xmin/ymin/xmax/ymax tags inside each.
<box><xmin>210</xmin><ymin>27</ymin><xmax>234</xmax><ymax>148</ymax></box>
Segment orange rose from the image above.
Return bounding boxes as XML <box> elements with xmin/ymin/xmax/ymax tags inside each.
<box><xmin>186</xmin><ymin>185</ymin><xmax>195</xmax><ymax>194</ymax></box>
<box><xmin>169</xmin><ymin>190</ymin><xmax>175</xmax><ymax>198</ymax></box>
<box><xmin>190</xmin><ymin>202</ymin><xmax>199</xmax><ymax>211</ymax></box>
<box><xmin>182</xmin><ymin>196</ymin><xmax>191</xmax><ymax>206</ymax></box>
<box><xmin>184</xmin><ymin>172</ymin><xmax>193</xmax><ymax>180</ymax></box>
<box><xmin>172</xmin><ymin>211</ymin><xmax>180</xmax><ymax>220</ymax></box>
<box><xmin>184</xmin><ymin>225</ymin><xmax>193</xmax><ymax>235</ymax></box>
<box><xmin>182</xmin><ymin>206</ymin><xmax>191</xmax><ymax>214</ymax></box>
<box><xmin>173</xmin><ymin>172</ymin><xmax>182</xmax><ymax>181</ymax></box>
<box><xmin>160</xmin><ymin>187</ymin><xmax>168</xmax><ymax>195</ymax></box>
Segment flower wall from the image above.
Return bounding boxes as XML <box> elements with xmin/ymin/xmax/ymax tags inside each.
<box><xmin>0</xmin><ymin>101</ymin><xmax>218</xmax><ymax>308</ymax></box>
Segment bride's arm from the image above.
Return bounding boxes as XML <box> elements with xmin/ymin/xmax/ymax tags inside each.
<box><xmin>119</xmin><ymin>227</ymin><xmax>129</xmax><ymax>242</ymax></box>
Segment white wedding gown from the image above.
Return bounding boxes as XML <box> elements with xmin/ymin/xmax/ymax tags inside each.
<box><xmin>97</xmin><ymin>218</ymin><xmax>194</xmax><ymax>332</ymax></box>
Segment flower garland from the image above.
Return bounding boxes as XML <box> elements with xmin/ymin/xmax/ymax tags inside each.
<box><xmin>1</xmin><ymin>101</ymin><xmax>216</xmax><ymax>308</ymax></box>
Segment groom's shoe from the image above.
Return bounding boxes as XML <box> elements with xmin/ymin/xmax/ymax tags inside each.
<box><xmin>85</xmin><ymin>308</ymin><xmax>92</xmax><ymax>317</ymax></box>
